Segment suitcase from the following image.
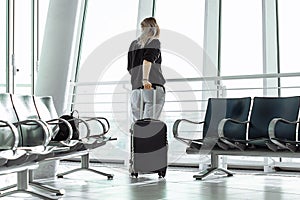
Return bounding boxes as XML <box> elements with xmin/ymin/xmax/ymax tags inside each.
<box><xmin>129</xmin><ymin>89</ymin><xmax>168</xmax><ymax>178</ymax></box>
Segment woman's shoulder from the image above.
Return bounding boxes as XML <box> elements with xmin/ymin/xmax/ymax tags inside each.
<box><xmin>146</xmin><ymin>38</ymin><xmax>161</xmax><ymax>48</ymax></box>
<box><xmin>150</xmin><ymin>38</ymin><xmax>160</xmax><ymax>44</ymax></box>
<box><xmin>129</xmin><ymin>40</ymin><xmax>139</xmax><ymax>51</ymax></box>
<box><xmin>130</xmin><ymin>40</ymin><xmax>138</xmax><ymax>46</ymax></box>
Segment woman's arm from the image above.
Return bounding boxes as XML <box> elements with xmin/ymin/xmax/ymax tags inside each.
<box><xmin>142</xmin><ymin>60</ymin><xmax>152</xmax><ymax>89</ymax></box>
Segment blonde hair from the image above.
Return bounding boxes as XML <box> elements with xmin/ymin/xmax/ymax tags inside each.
<box><xmin>137</xmin><ymin>17</ymin><xmax>160</xmax><ymax>47</ymax></box>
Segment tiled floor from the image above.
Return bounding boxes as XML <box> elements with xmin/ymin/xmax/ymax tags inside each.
<box><xmin>2</xmin><ymin>161</ymin><xmax>300</xmax><ymax>199</ymax></box>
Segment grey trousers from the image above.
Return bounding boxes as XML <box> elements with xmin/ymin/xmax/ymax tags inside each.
<box><xmin>130</xmin><ymin>87</ymin><xmax>165</xmax><ymax>122</ymax></box>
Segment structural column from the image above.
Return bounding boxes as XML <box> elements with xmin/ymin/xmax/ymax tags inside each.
<box><xmin>136</xmin><ymin>0</ymin><xmax>155</xmax><ymax>33</ymax></box>
<box><xmin>202</xmin><ymin>0</ymin><xmax>220</xmax><ymax>99</ymax></box>
<box><xmin>35</xmin><ymin>0</ymin><xmax>85</xmax><ymax>115</ymax></box>
<box><xmin>262</xmin><ymin>0</ymin><xmax>280</xmax><ymax>96</ymax></box>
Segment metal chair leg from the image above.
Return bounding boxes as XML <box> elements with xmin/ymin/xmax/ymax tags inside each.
<box><xmin>57</xmin><ymin>154</ymin><xmax>114</xmax><ymax>180</ymax></box>
<box><xmin>193</xmin><ymin>167</ymin><xmax>234</xmax><ymax>180</ymax></box>
<box><xmin>28</xmin><ymin>170</ymin><xmax>65</xmax><ymax>195</ymax></box>
<box><xmin>0</xmin><ymin>169</ymin><xmax>61</xmax><ymax>200</ymax></box>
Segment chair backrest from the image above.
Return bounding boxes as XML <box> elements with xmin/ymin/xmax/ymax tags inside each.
<box><xmin>33</xmin><ymin>96</ymin><xmax>59</xmax><ymax>119</ymax></box>
<box><xmin>11</xmin><ymin>94</ymin><xmax>45</xmax><ymax>146</ymax></box>
<box><xmin>299</xmin><ymin>117</ymin><xmax>300</xmax><ymax>141</ymax></box>
<box><xmin>203</xmin><ymin>97</ymin><xmax>251</xmax><ymax>140</ymax></box>
<box><xmin>33</xmin><ymin>96</ymin><xmax>59</xmax><ymax>136</ymax></box>
<box><xmin>0</xmin><ymin>93</ymin><xmax>18</xmax><ymax>150</ymax></box>
<box><xmin>248</xmin><ymin>96</ymin><xmax>300</xmax><ymax>140</ymax></box>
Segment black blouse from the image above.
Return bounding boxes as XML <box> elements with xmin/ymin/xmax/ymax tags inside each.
<box><xmin>127</xmin><ymin>39</ymin><xmax>165</xmax><ymax>90</ymax></box>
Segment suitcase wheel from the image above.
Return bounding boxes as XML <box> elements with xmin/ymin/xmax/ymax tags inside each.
<box><xmin>131</xmin><ymin>172</ymin><xmax>138</xmax><ymax>178</ymax></box>
<box><xmin>158</xmin><ymin>171</ymin><xmax>166</xmax><ymax>178</ymax></box>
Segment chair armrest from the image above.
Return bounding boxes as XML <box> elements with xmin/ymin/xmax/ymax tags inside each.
<box><xmin>0</xmin><ymin>120</ymin><xmax>19</xmax><ymax>150</ymax></box>
<box><xmin>83</xmin><ymin>117</ymin><xmax>109</xmax><ymax>137</ymax></box>
<box><xmin>173</xmin><ymin>119</ymin><xmax>204</xmax><ymax>145</ymax></box>
<box><xmin>268</xmin><ymin>118</ymin><xmax>299</xmax><ymax>139</ymax></box>
<box><xmin>47</xmin><ymin>118</ymin><xmax>74</xmax><ymax>144</ymax></box>
<box><xmin>77</xmin><ymin>118</ymin><xmax>91</xmax><ymax>138</ymax></box>
<box><xmin>13</xmin><ymin>119</ymin><xmax>51</xmax><ymax>148</ymax></box>
<box><xmin>58</xmin><ymin>117</ymin><xmax>91</xmax><ymax>139</ymax></box>
<box><xmin>218</xmin><ymin>118</ymin><xmax>249</xmax><ymax>138</ymax></box>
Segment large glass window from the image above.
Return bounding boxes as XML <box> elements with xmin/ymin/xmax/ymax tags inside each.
<box><xmin>155</xmin><ymin>0</ymin><xmax>205</xmax><ymax>79</ymax></box>
<box><xmin>1</xmin><ymin>1</ymin><xmax>48</xmax><ymax>94</ymax></box>
<box><xmin>155</xmin><ymin>0</ymin><xmax>206</xmax><ymax>165</ymax></box>
<box><xmin>80</xmin><ymin>0</ymin><xmax>139</xmax><ymax>73</ymax></box>
<box><xmin>278</xmin><ymin>0</ymin><xmax>300</xmax><ymax>96</ymax></box>
<box><xmin>220</xmin><ymin>0</ymin><xmax>263</xmax><ymax>97</ymax></box>
<box><xmin>278</xmin><ymin>0</ymin><xmax>300</xmax><ymax>73</ymax></box>
<box><xmin>76</xmin><ymin>0</ymin><xmax>139</xmax><ymax>161</ymax></box>
<box><xmin>0</xmin><ymin>1</ymin><xmax>6</xmax><ymax>92</ymax></box>
<box><xmin>14</xmin><ymin>0</ymin><xmax>32</xmax><ymax>94</ymax></box>
<box><xmin>38</xmin><ymin>0</ymin><xmax>50</xmax><ymax>62</ymax></box>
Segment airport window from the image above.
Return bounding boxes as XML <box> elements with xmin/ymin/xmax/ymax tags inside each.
<box><xmin>14</xmin><ymin>0</ymin><xmax>32</xmax><ymax>94</ymax></box>
<box><xmin>80</xmin><ymin>0</ymin><xmax>139</xmax><ymax>76</ymax></box>
<box><xmin>155</xmin><ymin>0</ymin><xmax>206</xmax><ymax>164</ymax></box>
<box><xmin>278</xmin><ymin>0</ymin><xmax>300</xmax><ymax>73</ymax></box>
<box><xmin>155</xmin><ymin>0</ymin><xmax>205</xmax><ymax>79</ymax></box>
<box><xmin>0</xmin><ymin>1</ymin><xmax>6</xmax><ymax>92</ymax></box>
<box><xmin>155</xmin><ymin>0</ymin><xmax>205</xmax><ymax>48</ymax></box>
<box><xmin>76</xmin><ymin>0</ymin><xmax>139</xmax><ymax>161</ymax></box>
<box><xmin>220</xmin><ymin>0</ymin><xmax>263</xmax><ymax>97</ymax></box>
<box><xmin>278</xmin><ymin>0</ymin><xmax>300</xmax><ymax>96</ymax></box>
<box><xmin>39</xmin><ymin>0</ymin><xmax>50</xmax><ymax>61</ymax></box>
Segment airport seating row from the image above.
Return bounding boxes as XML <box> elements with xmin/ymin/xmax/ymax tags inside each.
<box><xmin>173</xmin><ymin>96</ymin><xmax>300</xmax><ymax>180</ymax></box>
<box><xmin>0</xmin><ymin>93</ymin><xmax>115</xmax><ymax>199</ymax></box>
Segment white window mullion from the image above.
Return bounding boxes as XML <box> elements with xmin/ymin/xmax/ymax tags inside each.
<box><xmin>7</xmin><ymin>0</ymin><xmax>15</xmax><ymax>93</ymax></box>
<box><xmin>262</xmin><ymin>0</ymin><xmax>280</xmax><ymax>96</ymax></box>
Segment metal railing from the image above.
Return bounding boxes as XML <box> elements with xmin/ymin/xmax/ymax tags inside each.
<box><xmin>70</xmin><ymin>72</ymin><xmax>300</xmax><ymax>168</ymax></box>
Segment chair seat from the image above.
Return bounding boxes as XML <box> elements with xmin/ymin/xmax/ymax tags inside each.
<box><xmin>247</xmin><ymin>138</ymin><xmax>269</xmax><ymax>147</ymax></box>
<box><xmin>6</xmin><ymin>153</ymin><xmax>38</xmax><ymax>167</ymax></box>
<box><xmin>189</xmin><ymin>140</ymin><xmax>203</xmax><ymax>150</ymax></box>
<box><xmin>186</xmin><ymin>147</ymin><xmax>200</xmax><ymax>154</ymax></box>
<box><xmin>0</xmin><ymin>158</ymin><xmax>8</xmax><ymax>166</ymax></box>
<box><xmin>0</xmin><ymin>149</ymin><xmax>27</xmax><ymax>160</ymax></box>
<box><xmin>271</xmin><ymin>137</ymin><xmax>298</xmax><ymax>145</ymax></box>
<box><xmin>81</xmin><ymin>136</ymin><xmax>111</xmax><ymax>150</ymax></box>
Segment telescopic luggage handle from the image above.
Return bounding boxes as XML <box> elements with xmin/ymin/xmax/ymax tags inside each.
<box><xmin>139</xmin><ymin>88</ymin><xmax>156</xmax><ymax>120</ymax></box>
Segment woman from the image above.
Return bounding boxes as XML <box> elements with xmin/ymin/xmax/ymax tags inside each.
<box><xmin>127</xmin><ymin>17</ymin><xmax>166</xmax><ymax>122</ymax></box>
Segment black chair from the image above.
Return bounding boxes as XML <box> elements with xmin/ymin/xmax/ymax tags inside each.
<box><xmin>173</xmin><ymin>97</ymin><xmax>251</xmax><ymax>179</ymax></box>
<box><xmin>10</xmin><ymin>94</ymin><xmax>52</xmax><ymax>149</ymax></box>
<box><xmin>34</xmin><ymin>96</ymin><xmax>114</xmax><ymax>180</ymax></box>
<box><xmin>0</xmin><ymin>93</ymin><xmax>59</xmax><ymax>199</ymax></box>
<box><xmin>267</xmin><ymin>97</ymin><xmax>300</xmax><ymax>152</ymax></box>
<box><xmin>219</xmin><ymin>96</ymin><xmax>300</xmax><ymax>152</ymax></box>
<box><xmin>173</xmin><ymin>97</ymin><xmax>251</xmax><ymax>152</ymax></box>
<box><xmin>0</xmin><ymin>93</ymin><xmax>44</xmax><ymax>163</ymax></box>
<box><xmin>33</xmin><ymin>95</ymin><xmax>79</xmax><ymax>148</ymax></box>
<box><xmin>0</xmin><ymin>93</ymin><xmax>33</xmax><ymax>165</ymax></box>
<box><xmin>34</xmin><ymin>96</ymin><xmax>111</xmax><ymax>145</ymax></box>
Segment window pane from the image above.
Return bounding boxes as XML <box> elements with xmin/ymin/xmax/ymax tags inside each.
<box><xmin>155</xmin><ymin>0</ymin><xmax>205</xmax><ymax>79</ymax></box>
<box><xmin>0</xmin><ymin>1</ymin><xmax>6</xmax><ymax>92</ymax></box>
<box><xmin>80</xmin><ymin>0</ymin><xmax>139</xmax><ymax>73</ymax></box>
<box><xmin>278</xmin><ymin>0</ymin><xmax>300</xmax><ymax>73</ymax></box>
<box><xmin>15</xmin><ymin>0</ymin><xmax>32</xmax><ymax>94</ymax></box>
<box><xmin>220</xmin><ymin>0</ymin><xmax>263</xmax><ymax>76</ymax></box>
<box><xmin>278</xmin><ymin>0</ymin><xmax>300</xmax><ymax>97</ymax></box>
<box><xmin>77</xmin><ymin>0</ymin><xmax>139</xmax><ymax>162</ymax></box>
<box><xmin>155</xmin><ymin>0</ymin><xmax>205</xmax><ymax>165</ymax></box>
<box><xmin>39</xmin><ymin>0</ymin><xmax>50</xmax><ymax>60</ymax></box>
<box><xmin>220</xmin><ymin>0</ymin><xmax>263</xmax><ymax>97</ymax></box>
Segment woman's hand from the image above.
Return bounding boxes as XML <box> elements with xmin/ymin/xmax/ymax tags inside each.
<box><xmin>143</xmin><ymin>80</ymin><xmax>152</xmax><ymax>89</ymax></box>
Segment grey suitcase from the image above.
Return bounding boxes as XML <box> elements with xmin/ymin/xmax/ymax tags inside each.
<box><xmin>129</xmin><ymin>89</ymin><xmax>168</xmax><ymax>178</ymax></box>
